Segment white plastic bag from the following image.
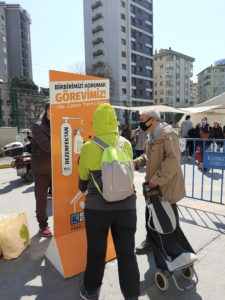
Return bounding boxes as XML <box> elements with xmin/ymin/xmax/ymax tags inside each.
<box><xmin>0</xmin><ymin>213</ymin><xmax>30</xmax><ymax>260</ymax></box>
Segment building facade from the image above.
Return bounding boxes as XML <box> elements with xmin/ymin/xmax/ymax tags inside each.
<box><xmin>197</xmin><ymin>60</ymin><xmax>225</xmax><ymax>103</ymax></box>
<box><xmin>0</xmin><ymin>2</ymin><xmax>32</xmax><ymax>82</ymax></box>
<box><xmin>154</xmin><ymin>48</ymin><xmax>194</xmax><ymax>107</ymax></box>
<box><xmin>190</xmin><ymin>80</ymin><xmax>198</xmax><ymax>106</ymax></box>
<box><xmin>83</xmin><ymin>0</ymin><xmax>153</xmax><ymax>125</ymax></box>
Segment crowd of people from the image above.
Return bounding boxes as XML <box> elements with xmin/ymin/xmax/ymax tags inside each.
<box><xmin>181</xmin><ymin>115</ymin><xmax>225</xmax><ymax>163</ymax></box>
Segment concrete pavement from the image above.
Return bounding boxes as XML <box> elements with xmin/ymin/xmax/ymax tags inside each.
<box><xmin>0</xmin><ymin>167</ymin><xmax>225</xmax><ymax>300</ymax></box>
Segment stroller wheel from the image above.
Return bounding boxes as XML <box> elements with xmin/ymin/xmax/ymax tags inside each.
<box><xmin>155</xmin><ymin>271</ymin><xmax>169</xmax><ymax>291</ymax></box>
<box><xmin>181</xmin><ymin>266</ymin><xmax>194</xmax><ymax>280</ymax></box>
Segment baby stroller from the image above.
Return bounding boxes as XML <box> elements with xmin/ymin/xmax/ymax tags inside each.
<box><xmin>143</xmin><ymin>184</ymin><xmax>198</xmax><ymax>291</ymax></box>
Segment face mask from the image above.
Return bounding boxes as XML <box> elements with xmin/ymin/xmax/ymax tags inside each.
<box><xmin>139</xmin><ymin>118</ymin><xmax>152</xmax><ymax>131</ymax></box>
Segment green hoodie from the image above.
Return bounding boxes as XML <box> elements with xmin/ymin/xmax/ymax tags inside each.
<box><xmin>78</xmin><ymin>103</ymin><xmax>136</xmax><ymax>210</ymax></box>
<box><xmin>78</xmin><ymin>103</ymin><xmax>133</xmax><ymax>181</ymax></box>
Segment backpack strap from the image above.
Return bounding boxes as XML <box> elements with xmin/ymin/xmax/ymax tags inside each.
<box><xmin>92</xmin><ymin>137</ymin><xmax>108</xmax><ymax>149</ymax></box>
<box><xmin>118</xmin><ymin>136</ymin><xmax>127</xmax><ymax>149</ymax></box>
<box><xmin>92</xmin><ymin>136</ymin><xmax>127</xmax><ymax>149</ymax></box>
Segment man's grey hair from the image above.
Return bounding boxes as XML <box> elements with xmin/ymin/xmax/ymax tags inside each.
<box><xmin>140</xmin><ymin>109</ymin><xmax>161</xmax><ymax>122</ymax></box>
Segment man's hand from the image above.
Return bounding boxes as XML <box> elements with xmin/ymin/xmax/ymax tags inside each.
<box><xmin>149</xmin><ymin>179</ymin><xmax>157</xmax><ymax>188</ymax></box>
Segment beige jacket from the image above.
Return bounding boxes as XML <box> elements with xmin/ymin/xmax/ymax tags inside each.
<box><xmin>134</xmin><ymin>124</ymin><xmax>185</xmax><ymax>204</ymax></box>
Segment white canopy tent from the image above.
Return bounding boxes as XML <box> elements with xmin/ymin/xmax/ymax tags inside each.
<box><xmin>178</xmin><ymin>91</ymin><xmax>225</xmax><ymax>126</ymax></box>
<box><xmin>113</xmin><ymin>91</ymin><xmax>225</xmax><ymax>126</ymax></box>
<box><xmin>113</xmin><ymin>104</ymin><xmax>183</xmax><ymax>113</ymax></box>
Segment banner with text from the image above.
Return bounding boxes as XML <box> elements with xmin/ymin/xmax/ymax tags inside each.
<box><xmin>46</xmin><ymin>70</ymin><xmax>115</xmax><ymax>278</ymax></box>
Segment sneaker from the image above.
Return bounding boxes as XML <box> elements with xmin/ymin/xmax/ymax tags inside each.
<box><xmin>135</xmin><ymin>239</ymin><xmax>152</xmax><ymax>254</ymax></box>
<box><xmin>80</xmin><ymin>284</ymin><xmax>100</xmax><ymax>300</ymax></box>
<box><xmin>40</xmin><ymin>226</ymin><xmax>52</xmax><ymax>237</ymax></box>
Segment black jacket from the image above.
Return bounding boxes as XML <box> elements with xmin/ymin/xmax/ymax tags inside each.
<box><xmin>31</xmin><ymin>115</ymin><xmax>51</xmax><ymax>175</ymax></box>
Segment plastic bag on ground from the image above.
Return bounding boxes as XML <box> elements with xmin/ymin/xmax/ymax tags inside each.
<box><xmin>0</xmin><ymin>212</ymin><xmax>30</xmax><ymax>260</ymax></box>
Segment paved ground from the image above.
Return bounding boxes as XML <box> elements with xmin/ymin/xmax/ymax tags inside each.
<box><xmin>0</xmin><ymin>166</ymin><xmax>225</xmax><ymax>300</ymax></box>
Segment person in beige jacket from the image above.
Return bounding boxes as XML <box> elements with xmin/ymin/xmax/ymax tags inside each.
<box><xmin>134</xmin><ymin>109</ymin><xmax>185</xmax><ymax>254</ymax></box>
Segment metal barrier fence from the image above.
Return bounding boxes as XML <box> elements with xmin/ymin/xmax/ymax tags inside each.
<box><xmin>180</xmin><ymin>138</ymin><xmax>225</xmax><ymax>205</ymax></box>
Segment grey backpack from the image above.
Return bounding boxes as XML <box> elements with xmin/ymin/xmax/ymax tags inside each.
<box><xmin>91</xmin><ymin>136</ymin><xmax>134</xmax><ymax>202</ymax></box>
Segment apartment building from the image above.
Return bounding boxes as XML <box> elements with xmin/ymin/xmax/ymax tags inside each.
<box><xmin>198</xmin><ymin>59</ymin><xmax>225</xmax><ymax>103</ymax></box>
<box><xmin>154</xmin><ymin>48</ymin><xmax>194</xmax><ymax>107</ymax></box>
<box><xmin>83</xmin><ymin>0</ymin><xmax>154</xmax><ymax>125</ymax></box>
<box><xmin>0</xmin><ymin>2</ymin><xmax>32</xmax><ymax>81</ymax></box>
<box><xmin>190</xmin><ymin>80</ymin><xmax>198</xmax><ymax>106</ymax></box>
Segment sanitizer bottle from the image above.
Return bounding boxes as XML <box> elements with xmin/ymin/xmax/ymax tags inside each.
<box><xmin>74</xmin><ymin>130</ymin><xmax>83</xmax><ymax>154</ymax></box>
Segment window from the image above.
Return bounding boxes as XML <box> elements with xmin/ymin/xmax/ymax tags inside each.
<box><xmin>122</xmin><ymin>88</ymin><xmax>127</xmax><ymax>94</ymax></box>
<box><xmin>131</xmin><ymin>53</ymin><xmax>136</xmax><ymax>62</ymax></box>
<box><xmin>131</xmin><ymin>29</ymin><xmax>136</xmax><ymax>38</ymax></box>
<box><xmin>121</xmin><ymin>13</ymin><xmax>125</xmax><ymax>20</ymax></box>
<box><xmin>138</xmin><ymin>66</ymin><xmax>143</xmax><ymax>72</ymax></box>
<box><xmin>121</xmin><ymin>0</ymin><xmax>125</xmax><ymax>7</ymax></box>
<box><xmin>176</xmin><ymin>98</ymin><xmax>180</xmax><ymax>102</ymax></box>
<box><xmin>122</xmin><ymin>64</ymin><xmax>126</xmax><ymax>70</ymax></box>
<box><xmin>132</xmin><ymin>89</ymin><xmax>137</xmax><ymax>97</ymax></box>
<box><xmin>121</xmin><ymin>51</ymin><xmax>126</xmax><ymax>57</ymax></box>
<box><xmin>121</xmin><ymin>26</ymin><xmax>126</xmax><ymax>32</ymax></box>
<box><xmin>131</xmin><ymin>41</ymin><xmax>136</xmax><ymax>50</ymax></box>
<box><xmin>122</xmin><ymin>76</ymin><xmax>127</xmax><ymax>82</ymax></box>
<box><xmin>130</xmin><ymin>4</ymin><xmax>135</xmax><ymax>13</ymax></box>
<box><xmin>137</xmin><ymin>43</ymin><xmax>142</xmax><ymax>49</ymax></box>
<box><xmin>131</xmin><ymin>78</ymin><xmax>136</xmax><ymax>85</ymax></box>
<box><xmin>131</xmin><ymin>65</ymin><xmax>136</xmax><ymax>74</ymax></box>
<box><xmin>121</xmin><ymin>38</ymin><xmax>126</xmax><ymax>45</ymax></box>
<box><xmin>137</xmin><ymin>19</ymin><xmax>142</xmax><ymax>26</ymax></box>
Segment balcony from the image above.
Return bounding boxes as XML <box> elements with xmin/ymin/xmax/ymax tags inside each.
<box><xmin>92</xmin><ymin>37</ymin><xmax>104</xmax><ymax>46</ymax></box>
<box><xmin>93</xmin><ymin>49</ymin><xmax>104</xmax><ymax>57</ymax></box>
<box><xmin>92</xmin><ymin>25</ymin><xmax>104</xmax><ymax>34</ymax></box>
<box><xmin>92</xmin><ymin>13</ymin><xmax>103</xmax><ymax>23</ymax></box>
<box><xmin>91</xmin><ymin>1</ymin><xmax>103</xmax><ymax>10</ymax></box>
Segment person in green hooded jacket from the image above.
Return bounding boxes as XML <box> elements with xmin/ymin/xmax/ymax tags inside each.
<box><xmin>78</xmin><ymin>103</ymin><xmax>140</xmax><ymax>300</ymax></box>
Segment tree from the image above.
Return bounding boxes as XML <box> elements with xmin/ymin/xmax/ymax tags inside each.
<box><xmin>9</xmin><ymin>76</ymin><xmax>38</xmax><ymax>93</ymax></box>
<box><xmin>86</xmin><ymin>61</ymin><xmax>114</xmax><ymax>97</ymax></box>
<box><xmin>9</xmin><ymin>76</ymin><xmax>48</xmax><ymax>130</ymax></box>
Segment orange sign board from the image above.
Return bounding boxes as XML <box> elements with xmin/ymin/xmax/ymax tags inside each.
<box><xmin>46</xmin><ymin>70</ymin><xmax>115</xmax><ymax>278</ymax></box>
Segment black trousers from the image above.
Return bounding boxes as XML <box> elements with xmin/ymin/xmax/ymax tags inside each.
<box><xmin>84</xmin><ymin>209</ymin><xmax>140</xmax><ymax>298</ymax></box>
<box><xmin>34</xmin><ymin>174</ymin><xmax>51</xmax><ymax>229</ymax></box>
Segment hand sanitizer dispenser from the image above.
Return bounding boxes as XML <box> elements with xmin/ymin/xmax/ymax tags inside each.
<box><xmin>74</xmin><ymin>129</ymin><xmax>84</xmax><ymax>154</ymax></box>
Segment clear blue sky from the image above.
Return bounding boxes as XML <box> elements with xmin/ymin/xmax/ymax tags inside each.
<box><xmin>7</xmin><ymin>0</ymin><xmax>225</xmax><ymax>87</ymax></box>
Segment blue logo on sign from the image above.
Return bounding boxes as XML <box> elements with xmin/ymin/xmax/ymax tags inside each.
<box><xmin>70</xmin><ymin>213</ymin><xmax>80</xmax><ymax>225</ymax></box>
